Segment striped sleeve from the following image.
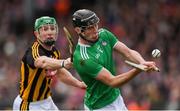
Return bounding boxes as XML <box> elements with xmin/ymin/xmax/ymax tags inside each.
<box><xmin>23</xmin><ymin>42</ymin><xmax>41</xmax><ymax>69</ymax></box>
<box><xmin>31</xmin><ymin>42</ymin><xmax>40</xmax><ymax>60</ymax></box>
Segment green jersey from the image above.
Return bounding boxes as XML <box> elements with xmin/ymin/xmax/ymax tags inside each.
<box><xmin>73</xmin><ymin>28</ymin><xmax>120</xmax><ymax>109</ymax></box>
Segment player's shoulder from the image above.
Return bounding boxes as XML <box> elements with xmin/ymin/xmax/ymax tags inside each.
<box><xmin>73</xmin><ymin>51</ymin><xmax>91</xmax><ymax>69</ymax></box>
<box><xmin>21</xmin><ymin>41</ymin><xmax>35</xmax><ymax>58</ymax></box>
<box><xmin>21</xmin><ymin>42</ymin><xmax>37</xmax><ymax>68</ymax></box>
<box><xmin>30</xmin><ymin>41</ymin><xmax>42</xmax><ymax>58</ymax></box>
<box><xmin>30</xmin><ymin>41</ymin><xmax>40</xmax><ymax>52</ymax></box>
<box><xmin>98</xmin><ymin>28</ymin><xmax>106</xmax><ymax>34</ymax></box>
<box><xmin>98</xmin><ymin>28</ymin><xmax>112</xmax><ymax>38</ymax></box>
<box><xmin>98</xmin><ymin>28</ymin><xmax>111</xmax><ymax>34</ymax></box>
<box><xmin>23</xmin><ymin>41</ymin><xmax>44</xmax><ymax>60</ymax></box>
<box><xmin>74</xmin><ymin>46</ymin><xmax>90</xmax><ymax>61</ymax></box>
<box><xmin>23</xmin><ymin>42</ymin><xmax>36</xmax><ymax>57</ymax></box>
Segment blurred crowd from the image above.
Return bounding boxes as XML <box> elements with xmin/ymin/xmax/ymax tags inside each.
<box><xmin>0</xmin><ymin>0</ymin><xmax>179</xmax><ymax>110</ymax></box>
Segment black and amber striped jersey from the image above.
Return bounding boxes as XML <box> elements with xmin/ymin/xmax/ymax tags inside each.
<box><xmin>19</xmin><ymin>41</ymin><xmax>60</xmax><ymax>102</ymax></box>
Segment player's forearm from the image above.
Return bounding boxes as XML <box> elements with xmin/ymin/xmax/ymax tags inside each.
<box><xmin>114</xmin><ymin>42</ymin><xmax>145</xmax><ymax>64</ymax></box>
<box><xmin>43</xmin><ymin>58</ymin><xmax>64</xmax><ymax>69</ymax></box>
<box><xmin>127</xmin><ymin>50</ymin><xmax>145</xmax><ymax>64</ymax></box>
<box><xmin>57</xmin><ymin>68</ymin><xmax>83</xmax><ymax>88</ymax></box>
<box><xmin>110</xmin><ymin>69</ymin><xmax>141</xmax><ymax>87</ymax></box>
<box><xmin>35</xmin><ymin>56</ymin><xmax>64</xmax><ymax>69</ymax></box>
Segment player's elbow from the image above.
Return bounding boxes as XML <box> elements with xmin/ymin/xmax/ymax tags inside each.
<box><xmin>107</xmin><ymin>78</ymin><xmax>121</xmax><ymax>88</ymax></box>
<box><xmin>35</xmin><ymin>60</ymin><xmax>46</xmax><ymax>68</ymax></box>
<box><xmin>108</xmin><ymin>77</ymin><xmax>125</xmax><ymax>88</ymax></box>
<box><xmin>109</xmin><ymin>82</ymin><xmax>124</xmax><ymax>88</ymax></box>
<box><xmin>34</xmin><ymin>60</ymin><xmax>42</xmax><ymax>68</ymax></box>
<box><xmin>34</xmin><ymin>56</ymin><xmax>48</xmax><ymax>68</ymax></box>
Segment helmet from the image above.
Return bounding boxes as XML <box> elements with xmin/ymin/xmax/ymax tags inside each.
<box><xmin>72</xmin><ymin>9</ymin><xmax>99</xmax><ymax>28</ymax></box>
<box><xmin>34</xmin><ymin>16</ymin><xmax>57</xmax><ymax>31</ymax></box>
<box><xmin>34</xmin><ymin>16</ymin><xmax>58</xmax><ymax>46</ymax></box>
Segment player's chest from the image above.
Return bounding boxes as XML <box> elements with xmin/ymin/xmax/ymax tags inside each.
<box><xmin>89</xmin><ymin>41</ymin><xmax>111</xmax><ymax>64</ymax></box>
<box><xmin>43</xmin><ymin>50</ymin><xmax>59</xmax><ymax>59</ymax></box>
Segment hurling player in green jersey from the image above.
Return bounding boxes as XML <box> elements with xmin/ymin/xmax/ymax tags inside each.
<box><xmin>72</xmin><ymin>9</ymin><xmax>158</xmax><ymax>110</ymax></box>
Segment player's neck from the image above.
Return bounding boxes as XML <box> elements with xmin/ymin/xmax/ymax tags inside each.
<box><xmin>79</xmin><ymin>38</ymin><xmax>89</xmax><ymax>45</ymax></box>
<box><xmin>41</xmin><ymin>44</ymin><xmax>53</xmax><ymax>51</ymax></box>
<box><xmin>79</xmin><ymin>37</ymin><xmax>96</xmax><ymax>46</ymax></box>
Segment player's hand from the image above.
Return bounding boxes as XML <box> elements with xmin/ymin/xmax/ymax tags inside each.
<box><xmin>45</xmin><ymin>69</ymin><xmax>57</xmax><ymax>78</ymax></box>
<box><xmin>78</xmin><ymin>82</ymin><xmax>87</xmax><ymax>89</ymax></box>
<box><xmin>64</xmin><ymin>58</ymin><xmax>73</xmax><ymax>69</ymax></box>
<box><xmin>141</xmin><ymin>61</ymin><xmax>157</xmax><ymax>72</ymax></box>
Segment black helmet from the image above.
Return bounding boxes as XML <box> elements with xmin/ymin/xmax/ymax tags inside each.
<box><xmin>72</xmin><ymin>9</ymin><xmax>99</xmax><ymax>28</ymax></box>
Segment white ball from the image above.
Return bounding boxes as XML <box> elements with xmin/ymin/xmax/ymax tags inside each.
<box><xmin>152</xmin><ymin>49</ymin><xmax>161</xmax><ymax>58</ymax></box>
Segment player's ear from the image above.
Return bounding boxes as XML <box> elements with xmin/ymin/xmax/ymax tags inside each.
<box><xmin>74</xmin><ymin>27</ymin><xmax>81</xmax><ymax>34</ymax></box>
<box><xmin>34</xmin><ymin>31</ymin><xmax>39</xmax><ymax>38</ymax></box>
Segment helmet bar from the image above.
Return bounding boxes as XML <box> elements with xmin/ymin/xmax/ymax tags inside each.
<box><xmin>72</xmin><ymin>9</ymin><xmax>99</xmax><ymax>28</ymax></box>
<box><xmin>81</xmin><ymin>13</ymin><xmax>96</xmax><ymax>22</ymax></box>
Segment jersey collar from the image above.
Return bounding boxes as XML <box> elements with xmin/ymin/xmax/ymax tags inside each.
<box><xmin>78</xmin><ymin>42</ymin><xmax>91</xmax><ymax>47</ymax></box>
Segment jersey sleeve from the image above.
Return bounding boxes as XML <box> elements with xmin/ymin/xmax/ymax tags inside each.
<box><xmin>103</xmin><ymin>29</ymin><xmax>118</xmax><ymax>48</ymax></box>
<box><xmin>22</xmin><ymin>48</ymin><xmax>36</xmax><ymax>69</ymax></box>
<box><xmin>74</xmin><ymin>58</ymin><xmax>103</xmax><ymax>78</ymax></box>
<box><xmin>23</xmin><ymin>44</ymin><xmax>44</xmax><ymax>69</ymax></box>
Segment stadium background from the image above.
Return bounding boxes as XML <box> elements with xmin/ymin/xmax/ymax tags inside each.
<box><xmin>0</xmin><ymin>0</ymin><xmax>179</xmax><ymax>110</ymax></box>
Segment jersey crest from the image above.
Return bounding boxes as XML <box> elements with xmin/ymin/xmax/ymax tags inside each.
<box><xmin>101</xmin><ymin>41</ymin><xmax>107</xmax><ymax>46</ymax></box>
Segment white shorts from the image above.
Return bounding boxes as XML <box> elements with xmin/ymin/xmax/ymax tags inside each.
<box><xmin>13</xmin><ymin>95</ymin><xmax>58</xmax><ymax>111</ymax></box>
<box><xmin>84</xmin><ymin>95</ymin><xmax>128</xmax><ymax>111</ymax></box>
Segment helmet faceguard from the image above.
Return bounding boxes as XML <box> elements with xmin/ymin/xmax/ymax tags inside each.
<box><xmin>34</xmin><ymin>16</ymin><xmax>58</xmax><ymax>46</ymax></box>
